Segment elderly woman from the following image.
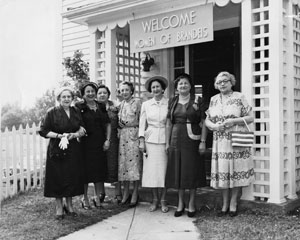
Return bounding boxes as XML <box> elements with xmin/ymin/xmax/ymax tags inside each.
<box><xmin>205</xmin><ymin>71</ymin><xmax>254</xmax><ymax>217</ymax></box>
<box><xmin>118</xmin><ymin>81</ymin><xmax>142</xmax><ymax>207</ymax></box>
<box><xmin>139</xmin><ymin>76</ymin><xmax>169</xmax><ymax>213</ymax></box>
<box><xmin>75</xmin><ymin>82</ymin><xmax>111</xmax><ymax>209</ymax></box>
<box><xmin>165</xmin><ymin>73</ymin><xmax>207</xmax><ymax>218</ymax></box>
<box><xmin>97</xmin><ymin>84</ymin><xmax>122</xmax><ymax>204</ymax></box>
<box><xmin>39</xmin><ymin>87</ymin><xmax>85</xmax><ymax>220</ymax></box>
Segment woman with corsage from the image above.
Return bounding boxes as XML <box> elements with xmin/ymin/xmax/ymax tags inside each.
<box><xmin>75</xmin><ymin>82</ymin><xmax>111</xmax><ymax>209</ymax></box>
<box><xmin>139</xmin><ymin>76</ymin><xmax>169</xmax><ymax>213</ymax></box>
<box><xmin>97</xmin><ymin>84</ymin><xmax>122</xmax><ymax>204</ymax></box>
<box><xmin>118</xmin><ymin>81</ymin><xmax>142</xmax><ymax>208</ymax></box>
<box><xmin>205</xmin><ymin>71</ymin><xmax>254</xmax><ymax>217</ymax></box>
<box><xmin>39</xmin><ymin>87</ymin><xmax>86</xmax><ymax>220</ymax></box>
<box><xmin>165</xmin><ymin>73</ymin><xmax>207</xmax><ymax>218</ymax></box>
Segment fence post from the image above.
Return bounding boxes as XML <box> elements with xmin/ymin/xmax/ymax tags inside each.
<box><xmin>26</xmin><ymin>124</ymin><xmax>31</xmax><ymax>191</ymax></box>
<box><xmin>19</xmin><ymin>124</ymin><xmax>25</xmax><ymax>191</ymax></box>
<box><xmin>5</xmin><ymin>127</ymin><xmax>10</xmax><ymax>197</ymax></box>
<box><xmin>12</xmin><ymin>126</ymin><xmax>18</xmax><ymax>195</ymax></box>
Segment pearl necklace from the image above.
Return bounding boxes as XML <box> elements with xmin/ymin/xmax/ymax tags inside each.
<box><xmin>178</xmin><ymin>93</ymin><xmax>190</xmax><ymax>104</ymax></box>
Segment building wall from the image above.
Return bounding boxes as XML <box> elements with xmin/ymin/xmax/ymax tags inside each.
<box><xmin>62</xmin><ymin>0</ymin><xmax>90</xmax><ymax>79</ymax></box>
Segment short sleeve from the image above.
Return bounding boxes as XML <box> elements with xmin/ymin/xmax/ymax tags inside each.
<box><xmin>39</xmin><ymin>107</ymin><xmax>54</xmax><ymax>138</ymax></box>
<box><xmin>240</xmin><ymin>94</ymin><xmax>252</xmax><ymax>117</ymax></box>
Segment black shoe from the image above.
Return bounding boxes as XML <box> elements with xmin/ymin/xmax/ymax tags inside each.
<box><xmin>99</xmin><ymin>193</ymin><xmax>106</xmax><ymax>203</ymax></box>
<box><xmin>63</xmin><ymin>205</ymin><xmax>78</xmax><ymax>217</ymax></box>
<box><xmin>92</xmin><ymin>198</ymin><xmax>103</xmax><ymax>209</ymax></box>
<box><xmin>120</xmin><ymin>194</ymin><xmax>132</xmax><ymax>206</ymax></box>
<box><xmin>187</xmin><ymin>210</ymin><xmax>196</xmax><ymax>218</ymax></box>
<box><xmin>129</xmin><ymin>195</ymin><xmax>139</xmax><ymax>208</ymax></box>
<box><xmin>229</xmin><ymin>210</ymin><xmax>238</xmax><ymax>217</ymax></box>
<box><xmin>81</xmin><ymin>199</ymin><xmax>91</xmax><ymax>210</ymax></box>
<box><xmin>174</xmin><ymin>204</ymin><xmax>185</xmax><ymax>217</ymax></box>
<box><xmin>55</xmin><ymin>214</ymin><xmax>64</xmax><ymax>220</ymax></box>
<box><xmin>217</xmin><ymin>208</ymin><xmax>229</xmax><ymax>217</ymax></box>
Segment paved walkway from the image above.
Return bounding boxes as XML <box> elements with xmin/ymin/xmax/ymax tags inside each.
<box><xmin>58</xmin><ymin>202</ymin><xmax>200</xmax><ymax>240</ymax></box>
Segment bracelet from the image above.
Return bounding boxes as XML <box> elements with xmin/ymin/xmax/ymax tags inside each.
<box><xmin>106</xmin><ymin>139</ymin><xmax>111</xmax><ymax>142</ymax></box>
<box><xmin>200</xmin><ymin>140</ymin><xmax>206</xmax><ymax>143</ymax></box>
<box><xmin>56</xmin><ymin>134</ymin><xmax>59</xmax><ymax>139</ymax></box>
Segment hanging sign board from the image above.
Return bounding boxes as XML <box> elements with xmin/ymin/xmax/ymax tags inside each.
<box><xmin>130</xmin><ymin>3</ymin><xmax>213</xmax><ymax>53</ymax></box>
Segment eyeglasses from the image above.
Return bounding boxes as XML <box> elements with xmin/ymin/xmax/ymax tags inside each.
<box><xmin>216</xmin><ymin>79</ymin><xmax>231</xmax><ymax>85</ymax></box>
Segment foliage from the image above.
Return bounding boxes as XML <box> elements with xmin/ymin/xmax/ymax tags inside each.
<box><xmin>1</xmin><ymin>89</ymin><xmax>56</xmax><ymax>131</ymax></box>
<box><xmin>62</xmin><ymin>50</ymin><xmax>90</xmax><ymax>95</ymax></box>
<box><xmin>1</xmin><ymin>103</ymin><xmax>25</xmax><ymax>131</ymax></box>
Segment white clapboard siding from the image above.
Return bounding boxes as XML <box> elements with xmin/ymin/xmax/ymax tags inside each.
<box><xmin>1</xmin><ymin>124</ymin><xmax>48</xmax><ymax>201</ymax></box>
<box><xmin>62</xmin><ymin>0</ymin><xmax>90</xmax><ymax>81</ymax></box>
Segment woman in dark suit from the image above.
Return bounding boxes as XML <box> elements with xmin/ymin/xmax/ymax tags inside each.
<box><xmin>75</xmin><ymin>82</ymin><xmax>111</xmax><ymax>209</ymax></box>
<box><xmin>39</xmin><ymin>87</ymin><xmax>86</xmax><ymax>220</ymax></box>
<box><xmin>165</xmin><ymin>73</ymin><xmax>207</xmax><ymax>218</ymax></box>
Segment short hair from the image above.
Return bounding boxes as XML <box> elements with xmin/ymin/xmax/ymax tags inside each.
<box><xmin>80</xmin><ymin>82</ymin><xmax>98</xmax><ymax>97</ymax></box>
<box><xmin>174</xmin><ymin>73</ymin><xmax>194</xmax><ymax>93</ymax></box>
<box><xmin>120</xmin><ymin>81</ymin><xmax>135</xmax><ymax>95</ymax></box>
<box><xmin>56</xmin><ymin>87</ymin><xmax>75</xmax><ymax>101</ymax></box>
<box><xmin>97</xmin><ymin>84</ymin><xmax>111</xmax><ymax>98</ymax></box>
<box><xmin>214</xmin><ymin>71</ymin><xmax>236</xmax><ymax>89</ymax></box>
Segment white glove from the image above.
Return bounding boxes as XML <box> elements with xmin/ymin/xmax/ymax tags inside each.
<box><xmin>59</xmin><ymin>136</ymin><xmax>69</xmax><ymax>150</ymax></box>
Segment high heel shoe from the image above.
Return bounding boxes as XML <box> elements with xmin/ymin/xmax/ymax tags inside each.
<box><xmin>120</xmin><ymin>194</ymin><xmax>131</xmax><ymax>206</ymax></box>
<box><xmin>92</xmin><ymin>197</ymin><xmax>103</xmax><ymax>209</ymax></box>
<box><xmin>81</xmin><ymin>198</ymin><xmax>91</xmax><ymax>210</ymax></box>
<box><xmin>113</xmin><ymin>195</ymin><xmax>122</xmax><ymax>204</ymax></box>
<box><xmin>63</xmin><ymin>205</ymin><xmax>78</xmax><ymax>217</ymax></box>
<box><xmin>217</xmin><ymin>208</ymin><xmax>229</xmax><ymax>217</ymax></box>
<box><xmin>174</xmin><ymin>204</ymin><xmax>185</xmax><ymax>217</ymax></box>
<box><xmin>187</xmin><ymin>210</ymin><xmax>196</xmax><ymax>218</ymax></box>
<box><xmin>160</xmin><ymin>200</ymin><xmax>169</xmax><ymax>213</ymax></box>
<box><xmin>55</xmin><ymin>214</ymin><xmax>64</xmax><ymax>220</ymax></box>
<box><xmin>149</xmin><ymin>199</ymin><xmax>158</xmax><ymax>212</ymax></box>
<box><xmin>99</xmin><ymin>193</ymin><xmax>106</xmax><ymax>203</ymax></box>
<box><xmin>129</xmin><ymin>195</ymin><xmax>139</xmax><ymax>208</ymax></box>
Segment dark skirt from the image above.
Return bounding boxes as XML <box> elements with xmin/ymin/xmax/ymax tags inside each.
<box><xmin>165</xmin><ymin>123</ymin><xmax>206</xmax><ymax>189</ymax></box>
<box><xmin>105</xmin><ymin>133</ymin><xmax>119</xmax><ymax>183</ymax></box>
<box><xmin>44</xmin><ymin>139</ymin><xmax>84</xmax><ymax>198</ymax></box>
<box><xmin>82</xmin><ymin>132</ymin><xmax>107</xmax><ymax>184</ymax></box>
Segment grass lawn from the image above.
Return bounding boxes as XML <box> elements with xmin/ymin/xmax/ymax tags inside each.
<box><xmin>194</xmin><ymin>207</ymin><xmax>300</xmax><ymax>239</ymax></box>
<box><xmin>0</xmin><ymin>188</ymin><xmax>126</xmax><ymax>240</ymax></box>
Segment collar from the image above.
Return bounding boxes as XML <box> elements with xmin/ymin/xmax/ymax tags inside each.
<box><xmin>149</xmin><ymin>96</ymin><xmax>168</xmax><ymax>105</ymax></box>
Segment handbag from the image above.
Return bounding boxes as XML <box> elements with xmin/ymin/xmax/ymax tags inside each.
<box><xmin>230</xmin><ymin>118</ymin><xmax>254</xmax><ymax>148</ymax></box>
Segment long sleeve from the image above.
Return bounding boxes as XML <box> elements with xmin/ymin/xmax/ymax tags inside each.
<box><xmin>138</xmin><ymin>102</ymin><xmax>147</xmax><ymax>138</ymax></box>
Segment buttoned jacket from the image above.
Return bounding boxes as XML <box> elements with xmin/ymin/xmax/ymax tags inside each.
<box><xmin>138</xmin><ymin>97</ymin><xmax>168</xmax><ymax>144</ymax></box>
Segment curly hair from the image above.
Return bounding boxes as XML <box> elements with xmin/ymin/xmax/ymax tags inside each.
<box><xmin>214</xmin><ymin>71</ymin><xmax>236</xmax><ymax>89</ymax></box>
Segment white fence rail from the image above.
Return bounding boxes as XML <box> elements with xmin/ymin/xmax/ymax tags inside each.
<box><xmin>0</xmin><ymin>123</ymin><xmax>48</xmax><ymax>201</ymax></box>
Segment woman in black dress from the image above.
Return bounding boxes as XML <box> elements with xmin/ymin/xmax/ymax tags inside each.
<box><xmin>97</xmin><ymin>85</ymin><xmax>122</xmax><ymax>204</ymax></box>
<box><xmin>76</xmin><ymin>82</ymin><xmax>111</xmax><ymax>209</ymax></box>
<box><xmin>39</xmin><ymin>87</ymin><xmax>86</xmax><ymax>220</ymax></box>
<box><xmin>165</xmin><ymin>73</ymin><xmax>208</xmax><ymax>218</ymax></box>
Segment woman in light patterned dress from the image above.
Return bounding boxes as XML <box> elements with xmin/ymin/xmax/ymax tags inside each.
<box><xmin>205</xmin><ymin>71</ymin><xmax>254</xmax><ymax>217</ymax></box>
<box><xmin>118</xmin><ymin>81</ymin><xmax>142</xmax><ymax>207</ymax></box>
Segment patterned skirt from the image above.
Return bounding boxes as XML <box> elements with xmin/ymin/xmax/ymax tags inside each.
<box><xmin>118</xmin><ymin>127</ymin><xmax>142</xmax><ymax>181</ymax></box>
<box><xmin>210</xmin><ymin>130</ymin><xmax>254</xmax><ymax>189</ymax></box>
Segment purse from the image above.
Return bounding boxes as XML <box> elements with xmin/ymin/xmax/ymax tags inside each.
<box><xmin>230</xmin><ymin>118</ymin><xmax>254</xmax><ymax>148</ymax></box>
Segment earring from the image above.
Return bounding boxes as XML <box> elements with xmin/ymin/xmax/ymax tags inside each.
<box><xmin>162</xmin><ymin>90</ymin><xmax>164</xmax><ymax>93</ymax></box>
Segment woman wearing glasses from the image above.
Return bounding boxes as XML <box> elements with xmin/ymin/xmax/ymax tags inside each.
<box><xmin>205</xmin><ymin>71</ymin><xmax>254</xmax><ymax>217</ymax></box>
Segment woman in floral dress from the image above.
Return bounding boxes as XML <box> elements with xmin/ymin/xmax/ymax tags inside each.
<box><xmin>118</xmin><ymin>81</ymin><xmax>142</xmax><ymax>207</ymax></box>
<box><xmin>205</xmin><ymin>71</ymin><xmax>254</xmax><ymax>217</ymax></box>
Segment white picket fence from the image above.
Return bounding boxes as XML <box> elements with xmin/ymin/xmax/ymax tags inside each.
<box><xmin>0</xmin><ymin>123</ymin><xmax>48</xmax><ymax>201</ymax></box>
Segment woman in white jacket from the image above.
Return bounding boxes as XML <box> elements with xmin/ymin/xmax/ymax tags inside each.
<box><xmin>139</xmin><ymin>76</ymin><xmax>169</xmax><ymax>213</ymax></box>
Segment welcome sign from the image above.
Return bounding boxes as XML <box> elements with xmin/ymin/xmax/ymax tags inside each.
<box><xmin>130</xmin><ymin>4</ymin><xmax>213</xmax><ymax>53</ymax></box>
